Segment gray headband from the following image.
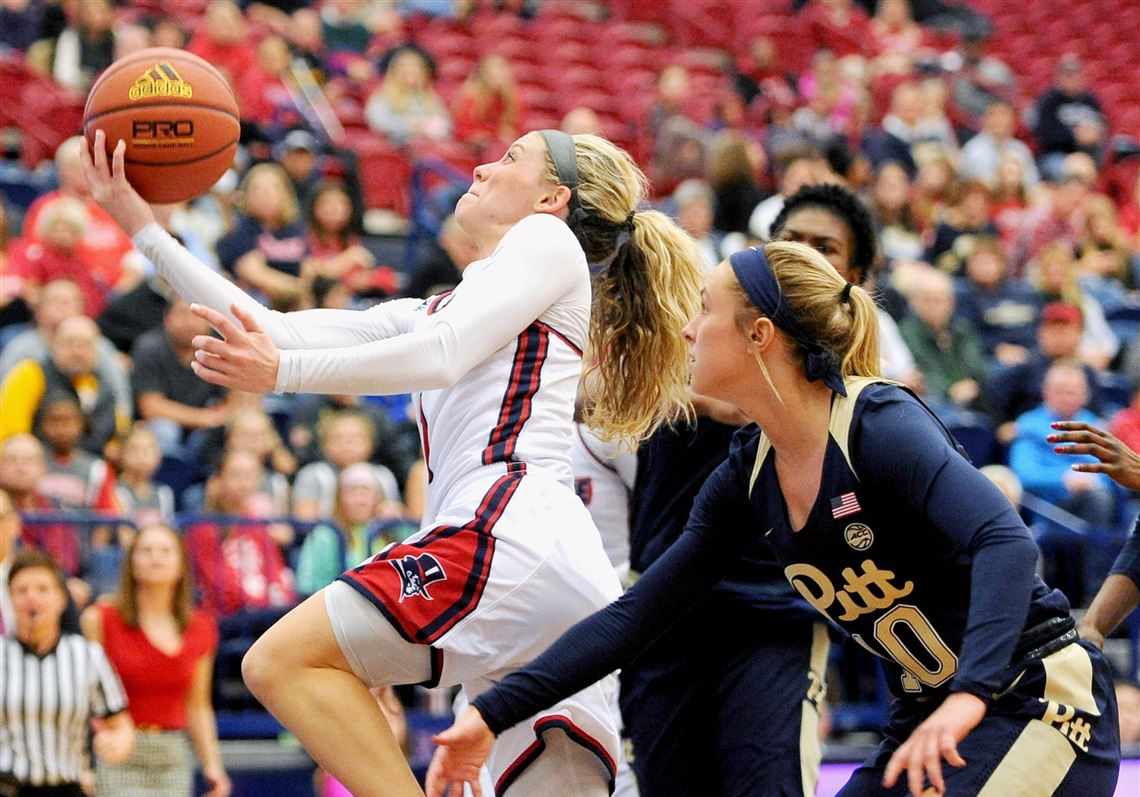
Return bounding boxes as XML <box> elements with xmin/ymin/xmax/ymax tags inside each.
<box><xmin>537</xmin><ymin>129</ymin><xmax>579</xmax><ymax>190</ymax></box>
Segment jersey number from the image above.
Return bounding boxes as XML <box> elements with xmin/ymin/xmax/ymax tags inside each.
<box><xmin>853</xmin><ymin>604</ymin><xmax>959</xmax><ymax>693</ymax></box>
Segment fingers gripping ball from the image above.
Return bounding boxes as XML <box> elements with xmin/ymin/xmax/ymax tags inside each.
<box><xmin>83</xmin><ymin>47</ymin><xmax>240</xmax><ymax>203</ymax></box>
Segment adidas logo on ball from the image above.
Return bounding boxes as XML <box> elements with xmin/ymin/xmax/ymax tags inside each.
<box><xmin>129</xmin><ymin>62</ymin><xmax>193</xmax><ymax>101</ymax></box>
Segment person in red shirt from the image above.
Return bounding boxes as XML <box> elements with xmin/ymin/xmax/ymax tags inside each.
<box><xmin>1109</xmin><ymin>386</ymin><xmax>1140</xmax><ymax>456</ymax></box>
<box><xmin>81</xmin><ymin>523</ymin><xmax>231</xmax><ymax>797</ymax></box>
<box><xmin>185</xmin><ymin>0</ymin><xmax>257</xmax><ymax>92</ymax></box>
<box><xmin>21</xmin><ymin>137</ymin><xmax>139</xmax><ymax>303</ymax></box>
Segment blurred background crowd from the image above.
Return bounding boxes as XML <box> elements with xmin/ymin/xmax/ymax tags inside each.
<box><xmin>1</xmin><ymin>0</ymin><xmax>1139</xmax><ymax>791</ymax></box>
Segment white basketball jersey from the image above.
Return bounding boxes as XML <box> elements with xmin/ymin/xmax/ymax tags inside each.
<box><xmin>569</xmin><ymin>422</ymin><xmax>636</xmax><ymax>579</ymax></box>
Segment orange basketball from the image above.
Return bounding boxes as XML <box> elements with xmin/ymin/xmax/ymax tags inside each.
<box><xmin>83</xmin><ymin>47</ymin><xmax>240</xmax><ymax>204</ymax></box>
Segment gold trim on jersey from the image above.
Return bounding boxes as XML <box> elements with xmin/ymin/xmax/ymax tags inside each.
<box><xmin>798</xmin><ymin>622</ymin><xmax>830</xmax><ymax>797</ymax></box>
<box><xmin>748</xmin><ymin>376</ymin><xmax>900</xmax><ymax>494</ymax></box>
<box><xmin>976</xmin><ymin>643</ymin><xmax>1096</xmax><ymax>795</ymax></box>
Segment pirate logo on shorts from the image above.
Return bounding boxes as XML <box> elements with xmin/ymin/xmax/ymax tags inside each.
<box><xmin>391</xmin><ymin>553</ymin><xmax>447</xmax><ymax>601</ymax></box>
<box><xmin>844</xmin><ymin>523</ymin><xmax>874</xmax><ymax>551</ymax></box>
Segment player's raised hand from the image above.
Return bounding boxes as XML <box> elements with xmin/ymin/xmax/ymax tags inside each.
<box><xmin>190</xmin><ymin>303</ymin><xmax>281</xmax><ymax>393</ymax></box>
<box><xmin>79</xmin><ymin>130</ymin><xmax>156</xmax><ymax>237</ymax></box>
<box><xmin>883</xmin><ymin>691</ymin><xmax>985</xmax><ymax>796</ymax></box>
<box><xmin>1048</xmin><ymin>420</ymin><xmax>1140</xmax><ymax>491</ymax></box>
<box><xmin>426</xmin><ymin>707</ymin><xmax>495</xmax><ymax>797</ymax></box>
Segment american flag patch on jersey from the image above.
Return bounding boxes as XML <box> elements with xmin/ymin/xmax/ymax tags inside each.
<box><xmin>831</xmin><ymin>492</ymin><xmax>861</xmax><ymax>519</ymax></box>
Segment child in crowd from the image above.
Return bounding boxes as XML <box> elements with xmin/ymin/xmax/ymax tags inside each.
<box><xmin>115</xmin><ymin>423</ymin><xmax>174</xmax><ymax>528</ymax></box>
<box><xmin>294</xmin><ymin>462</ymin><xmax>412</xmax><ymax>596</ymax></box>
<box><xmin>189</xmin><ymin>449</ymin><xmax>296</xmax><ymax>616</ymax></box>
<box><xmin>291</xmin><ymin>410</ymin><xmax>402</xmax><ymax>521</ymax></box>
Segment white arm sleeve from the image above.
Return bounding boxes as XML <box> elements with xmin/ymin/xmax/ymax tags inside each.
<box><xmin>133</xmin><ymin>223</ymin><xmax>422</xmax><ymax>350</ymax></box>
<box><xmin>274</xmin><ymin>214</ymin><xmax>585</xmax><ymax>395</ymax></box>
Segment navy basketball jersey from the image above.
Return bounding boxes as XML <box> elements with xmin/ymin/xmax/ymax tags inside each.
<box><xmin>750</xmin><ymin>378</ymin><xmax>1072</xmax><ymax>702</ymax></box>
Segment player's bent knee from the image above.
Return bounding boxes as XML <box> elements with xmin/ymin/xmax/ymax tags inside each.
<box><xmin>241</xmin><ymin>636</ymin><xmax>277</xmax><ymax>700</ymax></box>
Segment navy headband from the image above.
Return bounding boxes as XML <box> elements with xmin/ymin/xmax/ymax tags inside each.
<box><xmin>729</xmin><ymin>246</ymin><xmax>847</xmax><ymax>396</ymax></box>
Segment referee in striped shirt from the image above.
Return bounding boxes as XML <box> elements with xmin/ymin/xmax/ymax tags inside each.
<box><xmin>1</xmin><ymin>549</ymin><xmax>134</xmax><ymax>796</ymax></box>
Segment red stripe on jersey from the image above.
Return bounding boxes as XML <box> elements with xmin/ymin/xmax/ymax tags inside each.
<box><xmin>426</xmin><ymin>290</ymin><xmax>454</xmax><ymax>316</ymax></box>
<box><xmin>338</xmin><ymin>471</ymin><xmax>523</xmax><ymax>644</ymax></box>
<box><xmin>482</xmin><ymin>324</ymin><xmax>549</xmax><ymax>465</ymax></box>
<box><xmin>495</xmin><ymin>714</ymin><xmax>617</xmax><ymax>795</ymax></box>
<box><xmin>535</xmin><ymin>320</ymin><xmax>583</xmax><ymax>357</ymax></box>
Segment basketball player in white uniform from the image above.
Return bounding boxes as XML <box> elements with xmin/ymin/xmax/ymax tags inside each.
<box><xmin>82</xmin><ymin>128</ymin><xmax>704</xmax><ymax>797</ymax></box>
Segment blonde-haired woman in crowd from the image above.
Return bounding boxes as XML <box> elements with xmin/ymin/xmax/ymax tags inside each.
<box><xmin>84</xmin><ymin>126</ymin><xmax>705</xmax><ymax>796</ymax></box>
<box><xmin>82</xmin><ymin>523</ymin><xmax>230</xmax><ymax>797</ymax></box>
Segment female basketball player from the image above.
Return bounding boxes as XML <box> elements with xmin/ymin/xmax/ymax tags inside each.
<box><xmin>82</xmin><ymin>128</ymin><xmax>705</xmax><ymax>797</ymax></box>
<box><xmin>428</xmin><ymin>241</ymin><xmax>1121</xmax><ymax>797</ymax></box>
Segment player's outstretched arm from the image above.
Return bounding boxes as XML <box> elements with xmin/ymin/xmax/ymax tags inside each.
<box><xmin>1048</xmin><ymin>420</ymin><xmax>1140</xmax><ymax>490</ymax></box>
<box><xmin>1079</xmin><ymin>573</ymin><xmax>1140</xmax><ymax>650</ymax></box>
<box><xmin>425</xmin><ymin>707</ymin><xmax>494</xmax><ymax>797</ymax></box>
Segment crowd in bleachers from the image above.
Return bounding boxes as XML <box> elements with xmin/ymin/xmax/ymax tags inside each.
<box><xmin>2</xmin><ymin>0</ymin><xmax>1140</xmax><ymax>756</ymax></box>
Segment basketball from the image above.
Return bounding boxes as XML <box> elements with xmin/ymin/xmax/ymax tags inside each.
<box><xmin>83</xmin><ymin>47</ymin><xmax>240</xmax><ymax>204</ymax></box>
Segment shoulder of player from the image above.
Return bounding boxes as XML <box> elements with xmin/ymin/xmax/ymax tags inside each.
<box><xmin>496</xmin><ymin>213</ymin><xmax>584</xmax><ymax>265</ymax></box>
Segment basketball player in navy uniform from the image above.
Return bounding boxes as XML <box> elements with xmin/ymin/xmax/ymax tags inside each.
<box><xmin>429</xmin><ymin>240</ymin><xmax>1121</xmax><ymax>797</ymax></box>
<box><xmin>1050</xmin><ymin>420</ymin><xmax>1140</xmax><ymax>651</ymax></box>
<box><xmin>618</xmin><ymin>184</ymin><xmax>881</xmax><ymax>797</ymax></box>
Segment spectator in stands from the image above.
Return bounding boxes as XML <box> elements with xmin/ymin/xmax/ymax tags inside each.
<box><xmin>916</xmin><ymin>77</ymin><xmax>959</xmax><ymax>161</ymax></box>
<box><xmin>646</xmin><ymin>64</ymin><xmax>708</xmax><ymax>195</ymax></box>
<box><xmin>1014</xmin><ymin>165</ymin><xmax>1090</xmax><ymax>273</ymax></box>
<box><xmin>51</xmin><ymin>0</ymin><xmax>115</xmax><ymax>91</ymax></box>
<box><xmin>204</xmin><ymin>406</ymin><xmax>294</xmax><ymax>517</ymax></box>
<box><xmin>116</xmin><ymin>423</ymin><xmax>174</xmax><ymax>528</ymax></box>
<box><xmin>801</xmin><ymin>0</ymin><xmax>870</xmax><ymax>59</ymax></box>
<box><xmin>36</xmin><ymin>393</ymin><xmax>118</xmax><ymax>513</ymax></box>
<box><xmin>869</xmin><ymin>161</ymin><xmax>925</xmax><ymax>262</ymax></box>
<box><xmin>189</xmin><ymin>450</ymin><xmax>296</xmax><ymax>616</ymax></box>
<box><xmin>1010</xmin><ymin>361</ymin><xmax>1117</xmax><ymax>604</ymax></box>
<box><xmin>925</xmin><ymin>179</ymin><xmax>1000</xmax><ymax>272</ymax></box>
<box><xmin>452</xmin><ymin>55</ymin><xmax>524</xmax><ymax>158</ymax></box>
<box><xmin>287</xmin><ymin>6</ymin><xmax>326</xmax><ymax>81</ymax></box>
<box><xmin>671</xmin><ymin>179</ymin><xmax>722</xmax><ymax>269</ymax></box>
<box><xmin>560</xmin><ymin>106</ymin><xmax>601</xmax><ymax>136</ymax></box>
<box><xmin>1029</xmin><ymin>242</ymin><xmax>1119</xmax><ymax>370</ymax></box>
<box><xmin>10</xmin><ymin>195</ymin><xmax>118</xmax><ymax>317</ymax></box>
<box><xmin>863</xmin><ymin>81</ymin><xmax>926</xmax><ymax>178</ymax></box>
<box><xmin>0</xmin><ymin>314</ymin><xmax>127</xmax><ymax>454</ymax></box>
<box><xmin>151</xmin><ymin>15</ymin><xmax>187</xmax><ymax>49</ymax></box>
<box><xmin>366</xmin><ymin>44</ymin><xmax>451</xmax><ymax>146</ymax></box>
<box><xmin>113</xmin><ymin>22</ymin><xmax>152</xmax><ymax>61</ymax></box>
<box><xmin>239</xmin><ymin>34</ymin><xmax>297</xmax><ymax>131</ymax></box>
<box><xmin>991</xmin><ymin>150</ymin><xmax>1032</xmax><ymax>246</ymax></box>
<box><xmin>953</xmin><ymin>236</ymin><xmax>1042</xmax><ymax>365</ymax></box>
<box><xmin>1032</xmin><ymin>53</ymin><xmax>1106</xmax><ymax>180</ymax></box>
<box><xmin>706</xmin><ymin>130</ymin><xmax>768</xmax><ymax>239</ymax></box>
<box><xmin>291</xmin><ymin>410</ymin><xmax>403</xmax><ymax>521</ymax></box>
<box><xmin>186</xmin><ymin>0</ymin><xmax>256</xmax><ymax>89</ymax></box>
<box><xmin>748</xmin><ymin>148</ymin><xmax>834</xmax><ymax>241</ymax></box>
<box><xmin>0</xmin><ymin>0</ymin><xmax>44</xmax><ymax>52</ymax></box>
<box><xmin>294</xmin><ymin>462</ymin><xmax>405</xmax><ymax>596</ymax></box>
<box><xmin>868</xmin><ymin>0</ymin><xmax>930</xmax><ymax>76</ymax></box>
<box><xmin>404</xmin><ymin>213</ymin><xmax>476</xmax><ymax>299</ymax></box>
<box><xmin>1077</xmin><ymin>195</ymin><xmax>1137</xmax><ymax>295</ymax></box>
<box><xmin>732</xmin><ymin>33</ymin><xmax>797</xmax><ymax>109</ymax></box>
<box><xmin>22</xmin><ymin>137</ymin><xmax>140</xmax><ymax>299</ymax></box>
<box><xmin>0</xmin><ymin>485</ymin><xmax>19</xmax><ymax>632</ymax></box>
<box><xmin>131</xmin><ymin>298</ymin><xmax>230</xmax><ymax>458</ymax></box>
<box><xmin>302</xmin><ymin>181</ymin><xmax>390</xmax><ymax>299</ymax></box>
<box><xmin>1109</xmin><ymin>385</ymin><xmax>1140</xmax><ymax>455</ymax></box>
<box><xmin>0</xmin><ymin>277</ymin><xmax>131</xmax><ymax>414</ymax></box>
<box><xmin>2</xmin><ymin>548</ymin><xmax>135</xmax><ymax>795</ymax></box>
<box><xmin>911</xmin><ymin>148</ymin><xmax>959</xmax><ymax>235</ymax></box>
<box><xmin>81</xmin><ymin>522</ymin><xmax>230</xmax><ymax>797</ymax></box>
<box><xmin>959</xmin><ymin>99</ymin><xmax>1041</xmax><ymax>190</ymax></box>
<box><xmin>793</xmin><ymin>49</ymin><xmax>858</xmax><ymax>150</ymax></box>
<box><xmin>899</xmin><ymin>266</ymin><xmax>990</xmax><ymax>415</ymax></box>
<box><xmin>319</xmin><ymin>0</ymin><xmax>373</xmax><ymax>56</ymax></box>
<box><xmin>950</xmin><ymin>28</ymin><xmax>1016</xmax><ymax>129</ymax></box>
<box><xmin>216</xmin><ymin>163</ymin><xmax>308</xmax><ymax>309</ymax></box>
<box><xmin>986</xmin><ymin>301</ymin><xmax>1114</xmax><ymax>443</ymax></box>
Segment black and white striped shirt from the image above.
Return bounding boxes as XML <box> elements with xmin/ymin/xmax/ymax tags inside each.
<box><xmin>0</xmin><ymin>633</ymin><xmax>128</xmax><ymax>786</ymax></box>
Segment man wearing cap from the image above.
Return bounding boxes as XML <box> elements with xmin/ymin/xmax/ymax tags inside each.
<box><xmin>985</xmin><ymin>301</ymin><xmax>1111</xmax><ymax>443</ymax></box>
<box><xmin>1032</xmin><ymin>53</ymin><xmax>1105</xmax><ymax>181</ymax></box>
